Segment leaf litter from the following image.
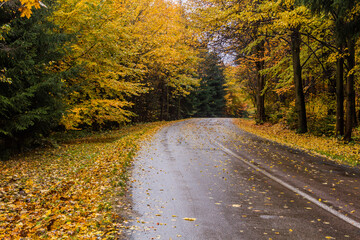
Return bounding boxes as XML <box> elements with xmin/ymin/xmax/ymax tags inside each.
<box><xmin>233</xmin><ymin>119</ymin><xmax>360</xmax><ymax>166</ymax></box>
<box><xmin>0</xmin><ymin>122</ymin><xmax>167</xmax><ymax>239</ymax></box>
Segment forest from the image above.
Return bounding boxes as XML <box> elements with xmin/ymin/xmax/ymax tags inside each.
<box><xmin>1</xmin><ymin>0</ymin><xmax>360</xmax><ymax>155</ymax></box>
<box><xmin>190</xmin><ymin>0</ymin><xmax>360</xmax><ymax>140</ymax></box>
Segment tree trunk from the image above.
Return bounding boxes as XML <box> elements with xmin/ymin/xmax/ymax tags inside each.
<box><xmin>177</xmin><ymin>97</ymin><xmax>181</xmax><ymax>120</ymax></box>
<box><xmin>326</xmin><ymin>67</ymin><xmax>335</xmax><ymax>116</ymax></box>
<box><xmin>255</xmin><ymin>41</ymin><xmax>266</xmax><ymax>124</ymax></box>
<box><xmin>160</xmin><ymin>82</ymin><xmax>165</xmax><ymax>121</ymax></box>
<box><xmin>256</xmin><ymin>73</ymin><xmax>266</xmax><ymax>123</ymax></box>
<box><xmin>290</xmin><ymin>26</ymin><xmax>307</xmax><ymax>133</ymax></box>
<box><xmin>166</xmin><ymin>85</ymin><xmax>169</xmax><ymax>121</ymax></box>
<box><xmin>344</xmin><ymin>39</ymin><xmax>356</xmax><ymax>141</ymax></box>
<box><xmin>335</xmin><ymin>45</ymin><xmax>344</xmax><ymax>136</ymax></box>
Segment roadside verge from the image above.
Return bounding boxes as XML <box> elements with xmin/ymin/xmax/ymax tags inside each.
<box><xmin>233</xmin><ymin>118</ymin><xmax>360</xmax><ymax>167</ymax></box>
<box><xmin>0</xmin><ymin>122</ymin><xmax>167</xmax><ymax>239</ymax></box>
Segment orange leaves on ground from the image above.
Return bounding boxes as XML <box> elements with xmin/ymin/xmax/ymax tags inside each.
<box><xmin>234</xmin><ymin>119</ymin><xmax>360</xmax><ymax>166</ymax></box>
<box><xmin>0</xmin><ymin>122</ymin><xmax>167</xmax><ymax>239</ymax></box>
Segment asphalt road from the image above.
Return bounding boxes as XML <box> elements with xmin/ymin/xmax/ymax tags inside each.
<box><xmin>125</xmin><ymin>118</ymin><xmax>360</xmax><ymax>239</ymax></box>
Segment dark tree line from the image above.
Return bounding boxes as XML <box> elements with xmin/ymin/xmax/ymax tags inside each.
<box><xmin>0</xmin><ymin>1</ymin><xmax>72</xmax><ymax>155</ymax></box>
<box><xmin>131</xmin><ymin>52</ymin><xmax>227</xmax><ymax>122</ymax></box>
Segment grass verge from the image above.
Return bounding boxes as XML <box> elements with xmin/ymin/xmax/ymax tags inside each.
<box><xmin>233</xmin><ymin>118</ymin><xmax>360</xmax><ymax>167</ymax></box>
<box><xmin>0</xmin><ymin>122</ymin><xmax>167</xmax><ymax>239</ymax></box>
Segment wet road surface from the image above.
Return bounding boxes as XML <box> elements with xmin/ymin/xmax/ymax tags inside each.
<box><xmin>125</xmin><ymin>118</ymin><xmax>360</xmax><ymax>239</ymax></box>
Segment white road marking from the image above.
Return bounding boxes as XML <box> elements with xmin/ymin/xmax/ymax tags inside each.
<box><xmin>216</xmin><ymin>141</ymin><xmax>360</xmax><ymax>229</ymax></box>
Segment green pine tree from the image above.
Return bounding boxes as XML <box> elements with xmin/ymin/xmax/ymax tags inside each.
<box><xmin>190</xmin><ymin>52</ymin><xmax>226</xmax><ymax>117</ymax></box>
<box><xmin>0</xmin><ymin>1</ymin><xmax>71</xmax><ymax>154</ymax></box>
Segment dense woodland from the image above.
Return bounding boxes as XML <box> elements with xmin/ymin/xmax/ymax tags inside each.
<box><xmin>1</xmin><ymin>0</ymin><xmax>360</xmax><ymax>156</ymax></box>
<box><xmin>190</xmin><ymin>0</ymin><xmax>360</xmax><ymax>141</ymax></box>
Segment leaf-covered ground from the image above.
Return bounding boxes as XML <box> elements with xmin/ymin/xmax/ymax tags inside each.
<box><xmin>0</xmin><ymin>122</ymin><xmax>167</xmax><ymax>239</ymax></box>
<box><xmin>234</xmin><ymin>119</ymin><xmax>360</xmax><ymax>166</ymax></box>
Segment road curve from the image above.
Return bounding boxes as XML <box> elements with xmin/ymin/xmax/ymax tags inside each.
<box><xmin>125</xmin><ymin>118</ymin><xmax>360</xmax><ymax>239</ymax></box>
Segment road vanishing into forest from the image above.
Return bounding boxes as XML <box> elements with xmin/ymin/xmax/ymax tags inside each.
<box><xmin>125</xmin><ymin>118</ymin><xmax>360</xmax><ymax>239</ymax></box>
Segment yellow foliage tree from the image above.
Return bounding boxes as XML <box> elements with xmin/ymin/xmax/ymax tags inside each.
<box><xmin>224</xmin><ymin>65</ymin><xmax>250</xmax><ymax>117</ymax></box>
<box><xmin>0</xmin><ymin>0</ymin><xmax>42</xmax><ymax>18</ymax></box>
<box><xmin>52</xmin><ymin>0</ymin><xmax>200</xmax><ymax>129</ymax></box>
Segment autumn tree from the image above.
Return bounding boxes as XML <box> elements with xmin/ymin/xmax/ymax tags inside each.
<box><xmin>132</xmin><ymin>0</ymin><xmax>200</xmax><ymax>121</ymax></box>
<box><xmin>51</xmin><ymin>0</ymin><xmax>200</xmax><ymax>128</ymax></box>
<box><xmin>264</xmin><ymin>1</ymin><xmax>314</xmax><ymax>133</ymax></box>
<box><xmin>302</xmin><ymin>0</ymin><xmax>360</xmax><ymax>140</ymax></box>
<box><xmin>0</xmin><ymin>0</ymin><xmax>43</xmax><ymax>18</ymax></box>
<box><xmin>50</xmin><ymin>0</ymin><xmax>141</xmax><ymax>130</ymax></box>
<box><xmin>223</xmin><ymin>65</ymin><xmax>250</xmax><ymax>117</ymax></box>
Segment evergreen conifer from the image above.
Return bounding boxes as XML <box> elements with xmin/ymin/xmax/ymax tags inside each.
<box><xmin>0</xmin><ymin>1</ymin><xmax>70</xmax><ymax>154</ymax></box>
